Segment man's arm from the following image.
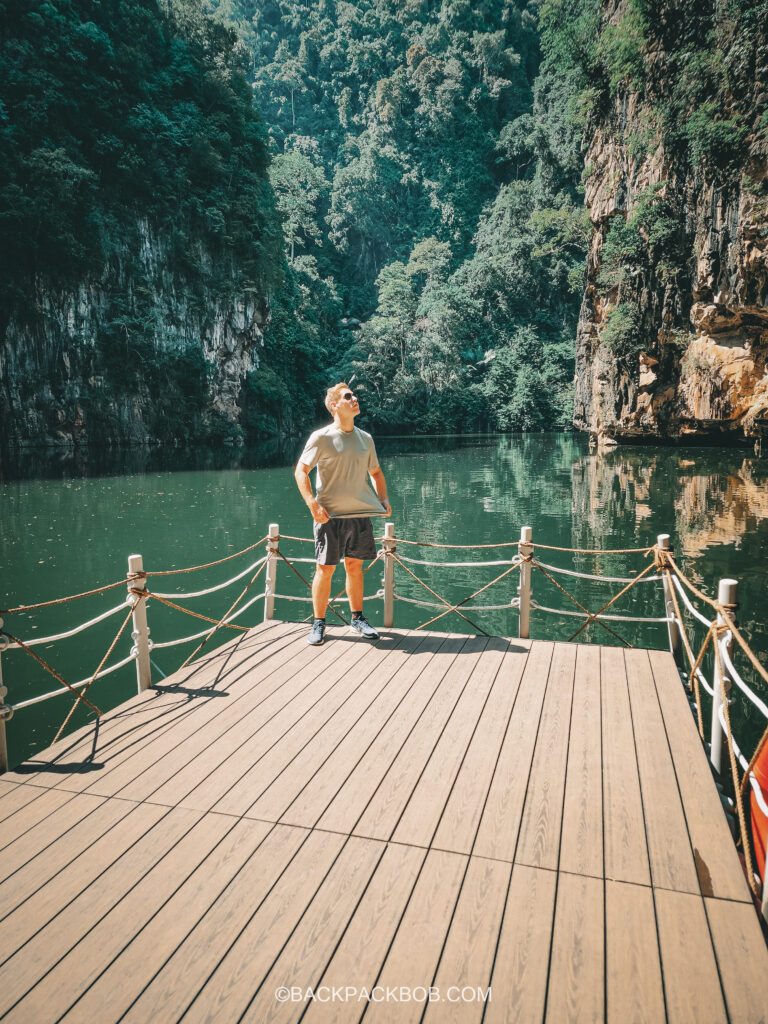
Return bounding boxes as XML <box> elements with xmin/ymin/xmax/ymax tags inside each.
<box><xmin>370</xmin><ymin>467</ymin><xmax>392</xmax><ymax>516</ymax></box>
<box><xmin>294</xmin><ymin>462</ymin><xmax>330</xmax><ymax>523</ymax></box>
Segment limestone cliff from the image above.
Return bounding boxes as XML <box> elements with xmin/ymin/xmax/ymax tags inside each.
<box><xmin>574</xmin><ymin>0</ymin><xmax>768</xmax><ymax>443</ymax></box>
<box><xmin>0</xmin><ymin>222</ymin><xmax>269</xmax><ymax>449</ymax></box>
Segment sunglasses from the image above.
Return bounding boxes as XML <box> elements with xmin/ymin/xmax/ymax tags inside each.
<box><xmin>341</xmin><ymin>392</ymin><xmax>357</xmax><ymax>401</ymax></box>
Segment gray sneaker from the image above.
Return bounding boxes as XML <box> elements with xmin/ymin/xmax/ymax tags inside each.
<box><xmin>349</xmin><ymin>615</ymin><xmax>379</xmax><ymax>640</ymax></box>
<box><xmin>307</xmin><ymin>619</ymin><xmax>326</xmax><ymax>646</ymax></box>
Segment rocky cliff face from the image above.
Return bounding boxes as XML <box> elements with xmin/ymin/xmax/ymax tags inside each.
<box><xmin>1</xmin><ymin>221</ymin><xmax>269</xmax><ymax>449</ymax></box>
<box><xmin>574</xmin><ymin>0</ymin><xmax>768</xmax><ymax>444</ymax></box>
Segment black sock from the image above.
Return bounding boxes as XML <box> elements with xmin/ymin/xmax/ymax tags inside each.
<box><xmin>352</xmin><ymin>610</ymin><xmax>363</xmax><ymax>620</ymax></box>
<box><xmin>314</xmin><ymin>617</ymin><xmax>326</xmax><ymax>624</ymax></box>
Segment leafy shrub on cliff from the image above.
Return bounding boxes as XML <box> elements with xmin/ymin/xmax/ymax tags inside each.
<box><xmin>684</xmin><ymin>104</ymin><xmax>748</xmax><ymax>171</ymax></box>
<box><xmin>599</xmin><ymin>0</ymin><xmax>648</xmax><ymax>97</ymax></box>
<box><xmin>597</xmin><ymin>214</ymin><xmax>644</xmax><ymax>290</ymax></box>
<box><xmin>601</xmin><ymin>302</ymin><xmax>642</xmax><ymax>356</ymax></box>
<box><xmin>598</xmin><ymin>184</ymin><xmax>684</xmax><ymax>291</ymax></box>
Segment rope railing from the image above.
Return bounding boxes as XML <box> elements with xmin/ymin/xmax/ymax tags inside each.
<box><xmin>653</xmin><ymin>543</ymin><xmax>768</xmax><ymax>903</ymax></box>
<box><xmin>530</xmin><ymin>601</ymin><xmax>672</xmax><ymax>624</ymax></box>
<box><xmin>0</xmin><ymin>536</ymin><xmax>275</xmax><ymax>765</ymax></box>
<box><xmin>10</xmin><ymin>652</ymin><xmax>138</xmax><ymax>712</ymax></box>
<box><xmin>719</xmin><ymin>633</ymin><xmax>768</xmax><ymax>720</ymax></box>
<box><xmin>151</xmin><ymin>556</ymin><xmax>268</xmax><ymax>600</ymax></box>
<box><xmin>533</xmin><ymin>559</ymin><xmax>662</xmax><ymax>585</ymax></box>
<box><xmin>2</xmin><ymin>520</ymin><xmax>768</xmax><ymax>921</ymax></box>
<box><xmin>2</xmin><ymin>599</ymin><xmax>131</xmax><ymax>649</ymax></box>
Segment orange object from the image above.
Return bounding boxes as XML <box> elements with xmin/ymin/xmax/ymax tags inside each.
<box><xmin>750</xmin><ymin>743</ymin><xmax>768</xmax><ymax>882</ymax></box>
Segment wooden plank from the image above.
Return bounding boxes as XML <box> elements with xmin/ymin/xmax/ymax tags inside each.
<box><xmin>145</xmin><ymin>627</ymin><xmax>382</xmax><ymax>811</ymax></box>
<box><xmin>601</xmin><ymin>646</ymin><xmax>650</xmax><ymax>886</ymax></box>
<box><xmin>545</xmin><ymin>872</ymin><xmax>604</xmax><ymax>1024</ymax></box>
<box><xmin>654</xmin><ymin>888</ymin><xmax>727</xmax><ymax>1024</ymax></box>
<box><xmin>473</xmin><ymin>642</ymin><xmax>553</xmax><ymax>862</ymax></box>
<box><xmin>515</xmin><ymin>643</ymin><xmax>577</xmax><ymax>871</ymax></box>
<box><xmin>352</xmin><ymin>637</ymin><xmax>485</xmax><ymax>843</ymax></box>
<box><xmin>705</xmin><ymin>896</ymin><xmax>768</xmax><ymax>1024</ymax></box>
<box><xmin>316</xmin><ymin>634</ymin><xmax>468</xmax><ymax>836</ymax></box>
<box><xmin>392</xmin><ymin>639</ymin><xmax>506</xmax><ymax>848</ymax></box>
<box><xmin>179</xmin><ymin>829</ymin><xmax>348</xmax><ymax>1024</ymax></box>
<box><xmin>625</xmin><ymin>649</ymin><xmax>699</xmax><ymax>894</ymax></box>
<box><xmin>424</xmin><ymin>856</ymin><xmax>510</xmax><ymax>1024</ymax></box>
<box><xmin>2</xmin><ymin>620</ymin><xmax>291</xmax><ymax>788</ymax></box>
<box><xmin>212</xmin><ymin>636</ymin><xmax>417</xmax><ymax>820</ymax></box>
<box><xmin>0</xmin><ymin>794</ymin><xmax>135</xmax><ymax>921</ymax></box>
<box><xmin>0</xmin><ymin>780</ymin><xmax>47</xmax><ymax>823</ymax></box>
<box><xmin>1</xmin><ymin>791</ymin><xmax>104</xmax><ymax>877</ymax></box>
<box><xmin>148</xmin><ymin>622</ymin><xmax>393</xmax><ymax>806</ymax></box>
<box><xmin>483</xmin><ymin>863</ymin><xmax>557</xmax><ymax>1024</ymax></box>
<box><xmin>58</xmin><ymin>817</ymin><xmax>274</xmax><ymax>1024</ymax></box>
<box><xmin>303</xmin><ymin>844</ymin><xmax>427</xmax><ymax>1024</ymax></box>
<box><xmin>0</xmin><ymin>802</ymin><xmax>168</xmax><ymax>951</ymax></box>
<box><xmin>431</xmin><ymin>639</ymin><xmax>527</xmax><ymax>856</ymax></box>
<box><xmin>0</xmin><ymin>805</ymin><xmax>203</xmax><ymax>1018</ymax></box>
<box><xmin>79</xmin><ymin>624</ymin><xmax>311</xmax><ymax>799</ymax></box>
<box><xmin>0</xmin><ymin>787</ymin><xmax>74</xmax><ymax>849</ymax></box>
<box><xmin>240</xmin><ymin>837</ymin><xmax>387</xmax><ymax>1023</ymax></box>
<box><xmin>118</xmin><ymin>626</ymin><xmax>379</xmax><ymax>805</ymax></box>
<box><xmin>560</xmin><ymin>644</ymin><xmax>602</xmax><ymax>878</ymax></box>
<box><xmin>244</xmin><ymin>635</ymin><xmax>452</xmax><ymax>825</ymax></box>
<box><xmin>5</xmin><ymin>810</ymin><xmax>236</xmax><ymax>1024</ymax></box>
<box><xmin>279</xmin><ymin>633</ymin><xmax>450</xmax><ymax>829</ymax></box>
<box><xmin>120</xmin><ymin>822</ymin><xmax>311</xmax><ymax>1024</ymax></box>
<box><xmin>605</xmin><ymin>880</ymin><xmax>665</xmax><ymax>1024</ymax></box>
<box><xmin>648</xmin><ymin>648</ymin><xmax>752</xmax><ymax>903</ymax></box>
<box><xmin>364</xmin><ymin>849</ymin><xmax>468</xmax><ymax>1023</ymax></box>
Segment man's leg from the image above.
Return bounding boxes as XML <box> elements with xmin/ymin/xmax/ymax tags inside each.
<box><xmin>344</xmin><ymin>556</ymin><xmax>364</xmax><ymax>614</ymax></box>
<box><xmin>312</xmin><ymin>563</ymin><xmax>335</xmax><ymax>619</ymax></box>
<box><xmin>345</xmin><ymin>555</ymin><xmax>379</xmax><ymax>639</ymax></box>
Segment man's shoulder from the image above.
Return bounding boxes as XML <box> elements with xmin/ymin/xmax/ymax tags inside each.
<box><xmin>303</xmin><ymin>424</ymin><xmax>334</xmax><ymax>445</ymax></box>
<box><xmin>355</xmin><ymin>427</ymin><xmax>375</xmax><ymax>443</ymax></box>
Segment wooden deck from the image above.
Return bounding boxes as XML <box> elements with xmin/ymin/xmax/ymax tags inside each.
<box><xmin>1</xmin><ymin>620</ymin><xmax>767</xmax><ymax>1023</ymax></box>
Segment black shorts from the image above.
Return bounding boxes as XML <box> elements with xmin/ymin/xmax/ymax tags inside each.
<box><xmin>314</xmin><ymin>517</ymin><xmax>377</xmax><ymax>566</ymax></box>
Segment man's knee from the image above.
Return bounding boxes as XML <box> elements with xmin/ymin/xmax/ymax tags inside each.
<box><xmin>344</xmin><ymin>557</ymin><xmax>363</xmax><ymax>575</ymax></box>
<box><xmin>315</xmin><ymin>563</ymin><xmax>335</xmax><ymax>579</ymax></box>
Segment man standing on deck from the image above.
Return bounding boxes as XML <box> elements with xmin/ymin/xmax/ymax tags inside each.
<box><xmin>295</xmin><ymin>383</ymin><xmax>392</xmax><ymax>646</ymax></box>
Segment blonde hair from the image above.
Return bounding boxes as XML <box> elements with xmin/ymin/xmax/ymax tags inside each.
<box><xmin>324</xmin><ymin>382</ymin><xmax>350</xmax><ymax>414</ymax></box>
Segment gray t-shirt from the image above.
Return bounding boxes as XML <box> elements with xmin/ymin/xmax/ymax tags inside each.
<box><xmin>299</xmin><ymin>425</ymin><xmax>386</xmax><ymax>519</ymax></box>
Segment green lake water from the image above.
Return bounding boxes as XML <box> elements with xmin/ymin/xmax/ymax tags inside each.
<box><xmin>1</xmin><ymin>432</ymin><xmax>767</xmax><ymax>771</ymax></box>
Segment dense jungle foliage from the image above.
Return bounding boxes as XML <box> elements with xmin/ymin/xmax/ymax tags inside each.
<box><xmin>0</xmin><ymin>0</ymin><xmax>281</xmax><ymax>303</ymax></box>
<box><xmin>207</xmin><ymin>0</ymin><xmax>588</xmax><ymax>433</ymax></box>
<box><xmin>3</xmin><ymin>0</ymin><xmax>763</xmax><ymax>441</ymax></box>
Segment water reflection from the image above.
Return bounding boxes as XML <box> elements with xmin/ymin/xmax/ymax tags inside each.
<box><xmin>0</xmin><ymin>437</ymin><xmax>299</xmax><ymax>481</ymax></box>
<box><xmin>570</xmin><ymin>446</ymin><xmax>768</xmax><ymax>572</ymax></box>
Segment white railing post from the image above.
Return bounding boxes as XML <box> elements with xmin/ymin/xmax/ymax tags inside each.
<box><xmin>657</xmin><ymin>534</ymin><xmax>683</xmax><ymax>666</ymax></box>
<box><xmin>382</xmin><ymin>522</ymin><xmax>395</xmax><ymax>628</ymax></box>
<box><xmin>0</xmin><ymin>621</ymin><xmax>11</xmax><ymax>774</ymax></box>
<box><xmin>518</xmin><ymin>526</ymin><xmax>533</xmax><ymax>639</ymax></box>
<box><xmin>128</xmin><ymin>555</ymin><xmax>152</xmax><ymax>693</ymax></box>
<box><xmin>711</xmin><ymin>578</ymin><xmax>738</xmax><ymax>776</ymax></box>
<box><xmin>264</xmin><ymin>523</ymin><xmax>279</xmax><ymax>622</ymax></box>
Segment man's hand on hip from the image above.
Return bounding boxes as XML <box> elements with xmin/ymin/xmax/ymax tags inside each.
<box><xmin>309</xmin><ymin>500</ymin><xmax>330</xmax><ymax>524</ymax></box>
<box><xmin>382</xmin><ymin>500</ymin><xmax>392</xmax><ymax>516</ymax></box>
